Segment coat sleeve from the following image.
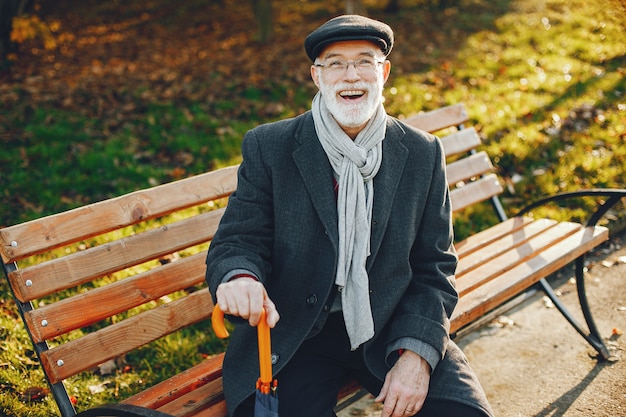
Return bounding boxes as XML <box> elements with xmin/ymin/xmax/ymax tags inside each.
<box><xmin>384</xmin><ymin>132</ymin><xmax>458</xmax><ymax>371</ymax></box>
<box><xmin>205</xmin><ymin>128</ymin><xmax>274</xmax><ymax>299</ymax></box>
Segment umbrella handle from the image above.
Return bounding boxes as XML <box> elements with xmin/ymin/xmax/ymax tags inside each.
<box><xmin>211</xmin><ymin>304</ymin><xmax>230</xmax><ymax>339</ymax></box>
<box><xmin>211</xmin><ymin>304</ymin><xmax>273</xmax><ymax>386</ymax></box>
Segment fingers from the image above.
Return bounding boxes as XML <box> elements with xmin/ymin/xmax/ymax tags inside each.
<box><xmin>374</xmin><ymin>376</ymin><xmax>389</xmax><ymax>403</ymax></box>
<box><xmin>263</xmin><ymin>296</ymin><xmax>280</xmax><ymax>328</ymax></box>
<box><xmin>377</xmin><ymin>374</ymin><xmax>417</xmax><ymax>417</ymax></box>
<box><xmin>379</xmin><ymin>392</ymin><xmax>422</xmax><ymax>417</ymax></box>
<box><xmin>378</xmin><ymin>388</ymin><xmax>421</xmax><ymax>416</ymax></box>
<box><xmin>216</xmin><ymin>278</ymin><xmax>280</xmax><ymax>327</ymax></box>
<box><xmin>376</xmin><ymin>352</ymin><xmax>430</xmax><ymax>417</ymax></box>
<box><xmin>216</xmin><ymin>277</ymin><xmax>263</xmax><ymax>324</ymax></box>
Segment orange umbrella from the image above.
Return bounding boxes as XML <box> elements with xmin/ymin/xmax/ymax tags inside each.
<box><xmin>212</xmin><ymin>305</ymin><xmax>278</xmax><ymax>416</ymax></box>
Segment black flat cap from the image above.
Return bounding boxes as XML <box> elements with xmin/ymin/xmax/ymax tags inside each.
<box><xmin>304</xmin><ymin>15</ymin><xmax>394</xmax><ymax>62</ymax></box>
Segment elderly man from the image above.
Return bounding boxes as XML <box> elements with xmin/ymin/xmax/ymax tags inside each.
<box><xmin>206</xmin><ymin>15</ymin><xmax>493</xmax><ymax>417</ymax></box>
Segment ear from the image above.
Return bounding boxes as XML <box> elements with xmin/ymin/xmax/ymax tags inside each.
<box><xmin>382</xmin><ymin>60</ymin><xmax>391</xmax><ymax>83</ymax></box>
<box><xmin>311</xmin><ymin>65</ymin><xmax>321</xmax><ymax>89</ymax></box>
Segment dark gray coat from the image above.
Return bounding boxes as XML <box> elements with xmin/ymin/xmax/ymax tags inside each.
<box><xmin>205</xmin><ymin>111</ymin><xmax>493</xmax><ymax>416</ymax></box>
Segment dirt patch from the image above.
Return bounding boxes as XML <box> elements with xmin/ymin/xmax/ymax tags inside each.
<box><xmin>338</xmin><ymin>229</ymin><xmax>626</xmax><ymax>416</ymax></box>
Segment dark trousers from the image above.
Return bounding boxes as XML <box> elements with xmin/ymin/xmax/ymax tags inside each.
<box><xmin>234</xmin><ymin>313</ymin><xmax>486</xmax><ymax>417</ymax></box>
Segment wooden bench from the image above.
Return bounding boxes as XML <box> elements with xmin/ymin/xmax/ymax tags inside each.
<box><xmin>2</xmin><ymin>103</ymin><xmax>624</xmax><ymax>417</ymax></box>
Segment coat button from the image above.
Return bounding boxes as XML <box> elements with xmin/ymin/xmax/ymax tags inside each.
<box><xmin>271</xmin><ymin>353</ymin><xmax>279</xmax><ymax>364</ymax></box>
<box><xmin>322</xmin><ymin>304</ymin><xmax>330</xmax><ymax>312</ymax></box>
<box><xmin>306</xmin><ymin>294</ymin><xmax>318</xmax><ymax>305</ymax></box>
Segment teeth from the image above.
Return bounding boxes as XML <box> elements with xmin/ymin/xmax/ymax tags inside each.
<box><xmin>340</xmin><ymin>90</ymin><xmax>364</xmax><ymax>97</ymax></box>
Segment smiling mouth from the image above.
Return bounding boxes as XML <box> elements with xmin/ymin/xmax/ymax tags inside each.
<box><xmin>339</xmin><ymin>90</ymin><xmax>365</xmax><ymax>100</ymax></box>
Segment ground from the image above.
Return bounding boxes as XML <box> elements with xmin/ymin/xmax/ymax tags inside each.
<box><xmin>338</xmin><ymin>229</ymin><xmax>626</xmax><ymax>416</ymax></box>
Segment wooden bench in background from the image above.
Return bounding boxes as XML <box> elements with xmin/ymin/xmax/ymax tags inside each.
<box><xmin>2</xmin><ymin>103</ymin><xmax>624</xmax><ymax>417</ymax></box>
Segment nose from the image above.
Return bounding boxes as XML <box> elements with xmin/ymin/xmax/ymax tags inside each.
<box><xmin>344</xmin><ymin>62</ymin><xmax>361</xmax><ymax>80</ymax></box>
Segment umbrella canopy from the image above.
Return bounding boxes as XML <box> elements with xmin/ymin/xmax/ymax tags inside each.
<box><xmin>254</xmin><ymin>386</ymin><xmax>278</xmax><ymax>417</ymax></box>
<box><xmin>212</xmin><ymin>305</ymin><xmax>279</xmax><ymax>416</ymax></box>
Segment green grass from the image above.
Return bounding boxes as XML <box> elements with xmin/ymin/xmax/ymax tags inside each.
<box><xmin>384</xmin><ymin>0</ymin><xmax>625</xmax><ymax>232</ymax></box>
<box><xmin>1</xmin><ymin>103</ymin><xmax>249</xmax><ymax>223</ymax></box>
<box><xmin>1</xmin><ymin>0</ymin><xmax>625</xmax><ymax>415</ymax></box>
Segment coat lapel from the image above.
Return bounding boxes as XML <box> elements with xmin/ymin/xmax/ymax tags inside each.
<box><xmin>368</xmin><ymin>118</ymin><xmax>408</xmax><ymax>266</ymax></box>
<box><xmin>292</xmin><ymin>114</ymin><xmax>339</xmax><ymax>247</ymax></box>
<box><xmin>292</xmin><ymin>115</ymin><xmax>408</xmax><ymax>260</ymax></box>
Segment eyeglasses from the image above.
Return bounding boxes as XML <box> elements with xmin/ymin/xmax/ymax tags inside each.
<box><xmin>314</xmin><ymin>58</ymin><xmax>384</xmax><ymax>75</ymax></box>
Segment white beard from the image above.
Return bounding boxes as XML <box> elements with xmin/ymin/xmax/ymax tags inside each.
<box><xmin>318</xmin><ymin>75</ymin><xmax>384</xmax><ymax>129</ymax></box>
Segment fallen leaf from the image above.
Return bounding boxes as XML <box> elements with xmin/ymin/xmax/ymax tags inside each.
<box><xmin>97</xmin><ymin>359</ymin><xmax>118</xmax><ymax>375</ymax></box>
<box><xmin>19</xmin><ymin>386</ymin><xmax>49</xmax><ymax>402</ymax></box>
<box><xmin>543</xmin><ymin>296</ymin><xmax>555</xmax><ymax>309</ymax></box>
<box><xmin>88</xmin><ymin>382</ymin><xmax>109</xmax><ymax>394</ymax></box>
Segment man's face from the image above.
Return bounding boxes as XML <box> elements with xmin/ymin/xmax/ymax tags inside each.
<box><xmin>311</xmin><ymin>40</ymin><xmax>391</xmax><ymax>136</ymax></box>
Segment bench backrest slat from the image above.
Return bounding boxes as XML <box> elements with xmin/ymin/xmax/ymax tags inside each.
<box><xmin>40</xmin><ymin>288</ymin><xmax>214</xmax><ymax>384</ymax></box>
<box><xmin>0</xmin><ymin>165</ymin><xmax>238</xmax><ymax>263</ymax></box>
<box><xmin>439</xmin><ymin>127</ymin><xmax>481</xmax><ymax>158</ymax></box>
<box><xmin>404</xmin><ymin>103</ymin><xmax>469</xmax><ymax>133</ymax></box>
<box><xmin>449</xmin><ymin>173</ymin><xmax>503</xmax><ymax>212</ymax></box>
<box><xmin>25</xmin><ymin>252</ymin><xmax>207</xmax><ymax>343</ymax></box>
<box><xmin>446</xmin><ymin>151</ymin><xmax>494</xmax><ymax>185</ymax></box>
<box><xmin>8</xmin><ymin>209</ymin><xmax>223</xmax><ymax>302</ymax></box>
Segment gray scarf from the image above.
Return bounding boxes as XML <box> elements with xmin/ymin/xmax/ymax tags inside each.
<box><xmin>312</xmin><ymin>92</ymin><xmax>387</xmax><ymax>350</ymax></box>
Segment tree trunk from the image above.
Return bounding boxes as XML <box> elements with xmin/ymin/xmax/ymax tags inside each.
<box><xmin>385</xmin><ymin>0</ymin><xmax>400</xmax><ymax>12</ymax></box>
<box><xmin>252</xmin><ymin>0</ymin><xmax>273</xmax><ymax>43</ymax></box>
<box><xmin>345</xmin><ymin>0</ymin><xmax>366</xmax><ymax>14</ymax></box>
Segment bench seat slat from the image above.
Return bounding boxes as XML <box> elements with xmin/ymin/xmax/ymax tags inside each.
<box><xmin>156</xmin><ymin>378</ymin><xmax>224</xmax><ymax>417</ymax></box>
<box><xmin>179</xmin><ymin>401</ymin><xmax>227</xmax><ymax>417</ymax></box>
<box><xmin>450</xmin><ymin>173</ymin><xmax>503</xmax><ymax>212</ymax></box>
<box><xmin>439</xmin><ymin>127</ymin><xmax>482</xmax><ymax>158</ymax></box>
<box><xmin>123</xmin><ymin>353</ymin><xmax>224</xmax><ymax>409</ymax></box>
<box><xmin>451</xmin><ymin>225</ymin><xmax>609</xmax><ymax>333</ymax></box>
<box><xmin>0</xmin><ymin>166</ymin><xmax>238</xmax><ymax>263</ymax></box>
<box><xmin>454</xmin><ymin>217</ymin><xmax>535</xmax><ymax>256</ymax></box>
<box><xmin>446</xmin><ymin>151</ymin><xmax>494</xmax><ymax>185</ymax></box>
<box><xmin>26</xmin><ymin>252</ymin><xmax>207</xmax><ymax>343</ymax></box>
<box><xmin>404</xmin><ymin>103</ymin><xmax>469</xmax><ymax>133</ymax></box>
<box><xmin>40</xmin><ymin>289</ymin><xmax>214</xmax><ymax>384</ymax></box>
<box><xmin>456</xmin><ymin>221</ymin><xmax>583</xmax><ymax>295</ymax></box>
<box><xmin>457</xmin><ymin>218</ymin><xmax>559</xmax><ymax>276</ymax></box>
<box><xmin>125</xmin><ymin>355</ymin><xmax>360</xmax><ymax>417</ymax></box>
<box><xmin>10</xmin><ymin>209</ymin><xmax>223</xmax><ymax>302</ymax></box>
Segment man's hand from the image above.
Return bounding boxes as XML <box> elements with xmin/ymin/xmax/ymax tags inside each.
<box><xmin>375</xmin><ymin>350</ymin><xmax>431</xmax><ymax>417</ymax></box>
<box><xmin>215</xmin><ymin>277</ymin><xmax>280</xmax><ymax>327</ymax></box>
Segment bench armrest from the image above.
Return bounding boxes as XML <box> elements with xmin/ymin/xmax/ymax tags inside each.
<box><xmin>516</xmin><ymin>189</ymin><xmax>626</xmax><ymax>227</ymax></box>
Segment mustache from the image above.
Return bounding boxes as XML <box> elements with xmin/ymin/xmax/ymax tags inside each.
<box><xmin>332</xmin><ymin>82</ymin><xmax>372</xmax><ymax>93</ymax></box>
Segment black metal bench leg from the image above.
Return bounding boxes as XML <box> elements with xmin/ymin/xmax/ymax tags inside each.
<box><xmin>538</xmin><ymin>255</ymin><xmax>611</xmax><ymax>360</ymax></box>
<box><xmin>573</xmin><ymin>256</ymin><xmax>612</xmax><ymax>359</ymax></box>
